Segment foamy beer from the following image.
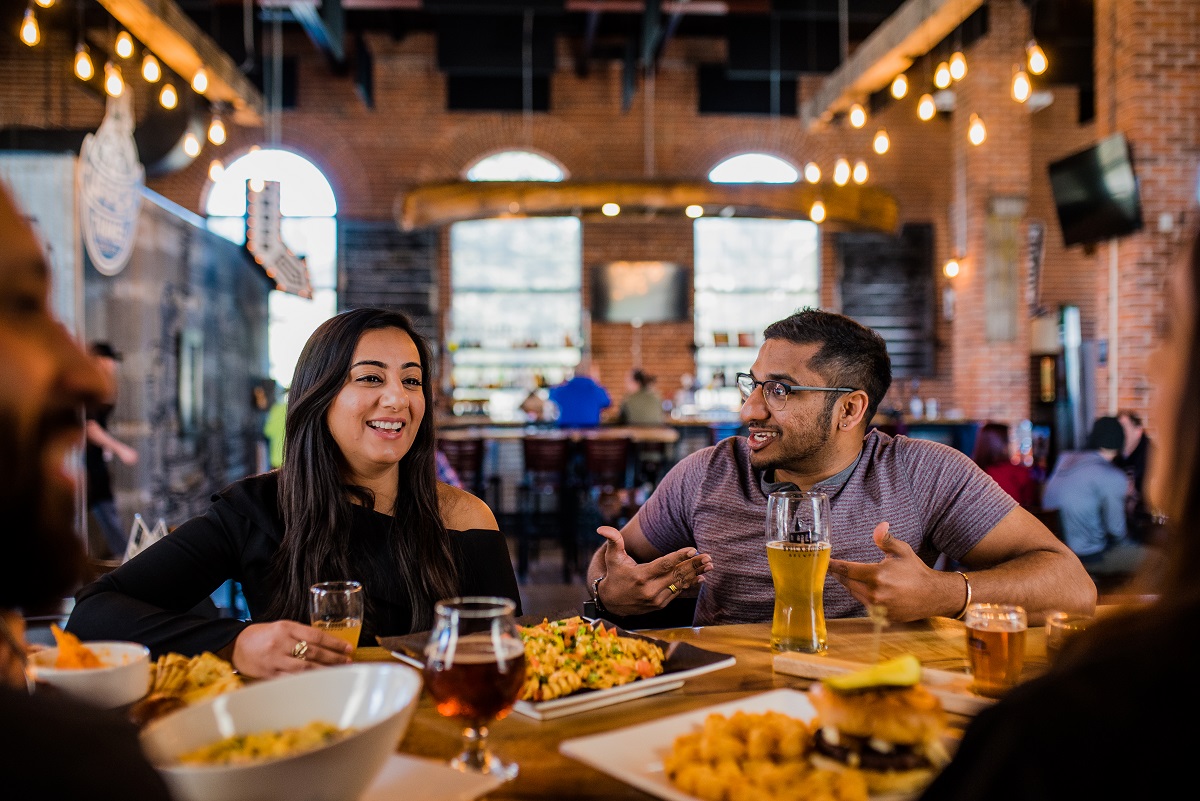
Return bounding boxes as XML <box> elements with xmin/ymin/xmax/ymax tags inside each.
<box><xmin>964</xmin><ymin>603</ymin><xmax>1028</xmax><ymax>697</ymax></box>
<box><xmin>765</xmin><ymin>490</ymin><xmax>832</xmax><ymax>654</ymax></box>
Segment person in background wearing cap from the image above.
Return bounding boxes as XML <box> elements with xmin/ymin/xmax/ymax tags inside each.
<box><xmin>85</xmin><ymin>342</ymin><xmax>139</xmax><ymax>560</ymax></box>
<box><xmin>1040</xmin><ymin>416</ymin><xmax>1147</xmax><ymax>577</ymax></box>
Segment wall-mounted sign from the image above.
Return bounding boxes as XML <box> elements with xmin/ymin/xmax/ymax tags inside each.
<box><xmin>247</xmin><ymin>180</ymin><xmax>313</xmax><ymax>298</ymax></box>
<box><xmin>78</xmin><ymin>92</ymin><xmax>144</xmax><ymax>276</ymax></box>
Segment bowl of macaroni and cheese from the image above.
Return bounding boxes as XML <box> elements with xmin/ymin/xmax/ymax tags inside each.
<box><xmin>138</xmin><ymin>663</ymin><xmax>422</xmax><ymax>801</ymax></box>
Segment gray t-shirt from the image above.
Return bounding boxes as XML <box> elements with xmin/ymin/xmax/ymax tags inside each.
<box><xmin>637</xmin><ymin>430</ymin><xmax>1017</xmax><ymax>625</ymax></box>
<box><xmin>1040</xmin><ymin>450</ymin><xmax>1129</xmax><ymax>557</ymax></box>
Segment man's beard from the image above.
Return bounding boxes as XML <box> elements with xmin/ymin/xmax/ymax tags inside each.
<box><xmin>749</xmin><ymin>401</ymin><xmax>836</xmax><ymax>476</ymax></box>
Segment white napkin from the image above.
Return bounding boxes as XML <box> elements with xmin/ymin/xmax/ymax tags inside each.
<box><xmin>361</xmin><ymin>754</ymin><xmax>506</xmax><ymax>801</ymax></box>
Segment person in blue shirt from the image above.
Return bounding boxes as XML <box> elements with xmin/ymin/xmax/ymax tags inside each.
<box><xmin>548</xmin><ymin>356</ymin><xmax>611</xmax><ymax>427</ymax></box>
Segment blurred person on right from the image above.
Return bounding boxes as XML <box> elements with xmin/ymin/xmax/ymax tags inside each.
<box><xmin>1115</xmin><ymin>410</ymin><xmax>1157</xmax><ymax>543</ymax></box>
<box><xmin>971</xmin><ymin>422</ymin><xmax>1039</xmax><ymax>509</ymax></box>
<box><xmin>615</xmin><ymin>368</ymin><xmax>664</xmax><ymax>425</ymax></box>
<box><xmin>1041</xmin><ymin>416</ymin><xmax>1147</xmax><ymax>577</ymax></box>
<box><xmin>0</xmin><ymin>184</ymin><xmax>173</xmax><ymax>798</ymax></box>
<box><xmin>917</xmin><ymin>224</ymin><xmax>1200</xmax><ymax>801</ymax></box>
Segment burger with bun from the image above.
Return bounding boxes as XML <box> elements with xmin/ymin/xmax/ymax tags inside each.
<box><xmin>808</xmin><ymin>654</ymin><xmax>950</xmax><ymax>795</ymax></box>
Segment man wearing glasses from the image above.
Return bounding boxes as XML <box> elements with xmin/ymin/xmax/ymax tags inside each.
<box><xmin>585</xmin><ymin>308</ymin><xmax>1096</xmax><ymax>626</ymax></box>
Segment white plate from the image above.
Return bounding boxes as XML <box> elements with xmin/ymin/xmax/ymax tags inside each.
<box><xmin>560</xmin><ymin>689</ymin><xmax>817</xmax><ymax>801</ymax></box>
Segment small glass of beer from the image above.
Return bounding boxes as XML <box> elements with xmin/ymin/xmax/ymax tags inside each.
<box><xmin>766</xmin><ymin>489</ymin><xmax>833</xmax><ymax>654</ymax></box>
<box><xmin>964</xmin><ymin>602</ymin><xmax>1027</xmax><ymax>697</ymax></box>
<box><xmin>423</xmin><ymin>596</ymin><xmax>525</xmax><ymax>780</ymax></box>
<box><xmin>1044</xmin><ymin>610</ymin><xmax>1093</xmax><ymax>664</ymax></box>
<box><xmin>309</xmin><ymin>581</ymin><xmax>364</xmax><ymax>650</ymax></box>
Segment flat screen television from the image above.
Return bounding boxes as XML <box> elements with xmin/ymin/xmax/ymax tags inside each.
<box><xmin>591</xmin><ymin>261</ymin><xmax>689</xmax><ymax>324</ymax></box>
<box><xmin>1048</xmin><ymin>132</ymin><xmax>1144</xmax><ymax>247</ymax></box>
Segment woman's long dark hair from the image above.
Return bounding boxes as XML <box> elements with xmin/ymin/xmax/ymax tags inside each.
<box><xmin>972</xmin><ymin>423</ymin><xmax>1012</xmax><ymax>470</ymax></box>
<box><xmin>265</xmin><ymin>308</ymin><xmax>459</xmax><ymax>630</ymax></box>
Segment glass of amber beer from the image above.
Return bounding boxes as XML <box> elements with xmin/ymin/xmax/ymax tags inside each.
<box><xmin>309</xmin><ymin>581</ymin><xmax>364</xmax><ymax>650</ymax></box>
<box><xmin>766</xmin><ymin>490</ymin><xmax>833</xmax><ymax>654</ymax></box>
<box><xmin>423</xmin><ymin>597</ymin><xmax>525</xmax><ymax>780</ymax></box>
<box><xmin>964</xmin><ymin>602</ymin><xmax>1027</xmax><ymax>697</ymax></box>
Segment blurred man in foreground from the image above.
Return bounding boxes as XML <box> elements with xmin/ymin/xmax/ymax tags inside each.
<box><xmin>0</xmin><ymin>183</ymin><xmax>173</xmax><ymax>798</ymax></box>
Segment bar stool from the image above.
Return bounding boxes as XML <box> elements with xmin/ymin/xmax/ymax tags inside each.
<box><xmin>575</xmin><ymin>436</ymin><xmax>634</xmax><ymax>572</ymax></box>
<box><xmin>516</xmin><ymin>435</ymin><xmax>575</xmax><ymax>583</ymax></box>
<box><xmin>438</xmin><ymin>436</ymin><xmax>498</xmax><ymax>508</ymax></box>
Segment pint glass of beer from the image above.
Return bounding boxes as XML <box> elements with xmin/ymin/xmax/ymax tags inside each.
<box><xmin>766</xmin><ymin>490</ymin><xmax>832</xmax><ymax>654</ymax></box>
<box><xmin>964</xmin><ymin>602</ymin><xmax>1027</xmax><ymax>697</ymax></box>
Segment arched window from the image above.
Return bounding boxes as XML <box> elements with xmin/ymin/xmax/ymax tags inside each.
<box><xmin>450</xmin><ymin>150</ymin><xmax>580</xmax><ymax>421</ymax></box>
<box><xmin>690</xmin><ymin>153</ymin><xmax>818</xmax><ymax>412</ymax></box>
<box><xmin>206</xmin><ymin>149</ymin><xmax>337</xmax><ymax>387</ymax></box>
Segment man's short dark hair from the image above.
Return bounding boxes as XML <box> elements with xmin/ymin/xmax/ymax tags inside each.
<box><xmin>763</xmin><ymin>308</ymin><xmax>892</xmax><ymax>422</ymax></box>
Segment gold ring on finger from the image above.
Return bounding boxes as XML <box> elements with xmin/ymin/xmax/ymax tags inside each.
<box><xmin>291</xmin><ymin>639</ymin><xmax>309</xmax><ymax>660</ymax></box>
<box><xmin>668</xmin><ymin>583</ymin><xmax>680</xmax><ymax>594</ymax></box>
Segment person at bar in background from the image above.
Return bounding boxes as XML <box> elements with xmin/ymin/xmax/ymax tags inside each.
<box><xmin>615</xmin><ymin>368</ymin><xmax>665</xmax><ymax>425</ymax></box>
<box><xmin>85</xmin><ymin>341</ymin><xmax>139</xmax><ymax>560</ymax></box>
<box><xmin>917</xmin><ymin>221</ymin><xmax>1200</xmax><ymax>801</ymax></box>
<box><xmin>548</xmin><ymin>354</ymin><xmax>611</xmax><ymax>427</ymax></box>
<box><xmin>972</xmin><ymin>422</ymin><xmax>1040</xmax><ymax>509</ymax></box>
<box><xmin>0</xmin><ymin>183</ymin><xmax>174</xmax><ymax>799</ymax></box>
<box><xmin>587</xmin><ymin>308</ymin><xmax>1095</xmax><ymax>626</ymax></box>
<box><xmin>263</xmin><ymin>383</ymin><xmax>288</xmax><ymax>469</ymax></box>
<box><xmin>1116</xmin><ymin>409</ymin><xmax>1157</xmax><ymax>543</ymax></box>
<box><xmin>67</xmin><ymin>308</ymin><xmax>521</xmax><ymax>678</ymax></box>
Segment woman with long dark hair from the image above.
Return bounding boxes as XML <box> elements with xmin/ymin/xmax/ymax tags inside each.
<box><xmin>971</xmin><ymin>422</ymin><xmax>1039</xmax><ymax>509</ymax></box>
<box><xmin>68</xmin><ymin>308</ymin><xmax>520</xmax><ymax>678</ymax></box>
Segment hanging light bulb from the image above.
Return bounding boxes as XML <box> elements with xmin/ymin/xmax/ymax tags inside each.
<box><xmin>601</xmin><ymin>202</ymin><xmax>620</xmax><ymax>217</ymax></box>
<box><xmin>192</xmin><ymin>68</ymin><xmax>208</xmax><ymax>94</ymax></box>
<box><xmin>1012</xmin><ymin>67</ymin><xmax>1032</xmax><ymax>103</ymax></box>
<box><xmin>890</xmin><ymin>74</ymin><xmax>908</xmax><ymax>99</ymax></box>
<box><xmin>833</xmin><ymin>158</ymin><xmax>851</xmax><ymax>187</ymax></box>
<box><xmin>872</xmin><ymin>129</ymin><xmax>890</xmax><ymax>155</ymax></box>
<box><xmin>20</xmin><ymin>8</ymin><xmax>40</xmax><ymax>46</ymax></box>
<box><xmin>848</xmin><ymin>103</ymin><xmax>867</xmax><ymax>129</ymax></box>
<box><xmin>968</xmin><ymin>113</ymin><xmax>987</xmax><ymax>145</ymax></box>
<box><xmin>159</xmin><ymin>83</ymin><xmax>178</xmax><ymax>109</ymax></box>
<box><xmin>35</xmin><ymin>0</ymin><xmax>54</xmax><ymax>7</ymax></box>
<box><xmin>684</xmin><ymin>204</ymin><xmax>703</xmax><ymax>219</ymax></box>
<box><xmin>208</xmin><ymin>115</ymin><xmax>226</xmax><ymax>146</ymax></box>
<box><xmin>852</xmin><ymin>160</ymin><xmax>869</xmax><ymax>185</ymax></box>
<box><xmin>917</xmin><ymin>93</ymin><xmax>936</xmax><ymax>121</ymax></box>
<box><xmin>115</xmin><ymin>31</ymin><xmax>134</xmax><ymax>59</ymax></box>
<box><xmin>249</xmin><ymin>176</ymin><xmax>266</xmax><ymax>192</ymax></box>
<box><xmin>182</xmin><ymin>133</ymin><xmax>201</xmax><ymax>158</ymax></box>
<box><xmin>810</xmin><ymin>201</ymin><xmax>827</xmax><ymax>223</ymax></box>
<box><xmin>934</xmin><ymin>61</ymin><xmax>952</xmax><ymax>89</ymax></box>
<box><xmin>208</xmin><ymin>160</ymin><xmax>225</xmax><ymax>181</ymax></box>
<box><xmin>74</xmin><ymin>44</ymin><xmax>94</xmax><ymax>81</ymax></box>
<box><xmin>803</xmin><ymin>162</ymin><xmax>821</xmax><ymax>184</ymax></box>
<box><xmin>1027</xmin><ymin>40</ymin><xmax>1048</xmax><ymax>75</ymax></box>
<box><xmin>103</xmin><ymin>62</ymin><xmax>124</xmax><ymax>97</ymax></box>
<box><xmin>949</xmin><ymin>51</ymin><xmax>967</xmax><ymax>81</ymax></box>
<box><xmin>142</xmin><ymin>53</ymin><xmax>161</xmax><ymax>83</ymax></box>
<box><xmin>944</xmin><ymin>258</ymin><xmax>961</xmax><ymax>278</ymax></box>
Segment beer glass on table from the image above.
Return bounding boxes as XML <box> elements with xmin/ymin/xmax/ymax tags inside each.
<box><xmin>766</xmin><ymin>490</ymin><xmax>833</xmax><ymax>654</ymax></box>
<box><xmin>309</xmin><ymin>581</ymin><xmax>364</xmax><ymax>649</ymax></box>
<box><xmin>964</xmin><ymin>602</ymin><xmax>1027</xmax><ymax>697</ymax></box>
<box><xmin>423</xmin><ymin>596</ymin><xmax>525</xmax><ymax>779</ymax></box>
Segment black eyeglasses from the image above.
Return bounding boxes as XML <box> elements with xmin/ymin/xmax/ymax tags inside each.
<box><xmin>735</xmin><ymin>372</ymin><xmax>858</xmax><ymax>410</ymax></box>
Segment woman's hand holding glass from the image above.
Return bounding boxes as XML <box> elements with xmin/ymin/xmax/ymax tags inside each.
<box><xmin>230</xmin><ymin>620</ymin><xmax>353</xmax><ymax>679</ymax></box>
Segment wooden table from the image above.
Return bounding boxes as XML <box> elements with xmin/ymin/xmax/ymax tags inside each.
<box><xmin>438</xmin><ymin>425</ymin><xmax>680</xmax><ymax>445</ymax></box>
<box><xmin>356</xmin><ymin>618</ymin><xmax>1048</xmax><ymax>800</ymax></box>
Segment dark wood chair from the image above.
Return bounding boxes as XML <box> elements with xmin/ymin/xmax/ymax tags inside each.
<box><xmin>516</xmin><ymin>436</ymin><xmax>576</xmax><ymax>583</ymax></box>
<box><xmin>438</xmin><ymin>436</ymin><xmax>498</xmax><ymax>507</ymax></box>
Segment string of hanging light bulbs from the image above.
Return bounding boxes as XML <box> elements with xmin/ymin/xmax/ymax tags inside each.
<box><xmin>20</xmin><ymin>0</ymin><xmax>227</xmax><ymax>160</ymax></box>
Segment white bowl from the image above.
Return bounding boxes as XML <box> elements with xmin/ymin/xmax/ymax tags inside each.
<box><xmin>29</xmin><ymin>641</ymin><xmax>151</xmax><ymax>708</ymax></box>
<box><xmin>139</xmin><ymin>663</ymin><xmax>423</xmax><ymax>801</ymax></box>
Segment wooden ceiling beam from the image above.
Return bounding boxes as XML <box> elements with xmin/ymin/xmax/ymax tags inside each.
<box><xmin>397</xmin><ymin>180</ymin><xmax>898</xmax><ymax>232</ymax></box>
<box><xmin>95</xmin><ymin>0</ymin><xmax>265</xmax><ymax>126</ymax></box>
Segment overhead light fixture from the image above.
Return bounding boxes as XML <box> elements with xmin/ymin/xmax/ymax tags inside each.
<box><xmin>35</xmin><ymin>0</ymin><xmax>54</xmax><ymax>7</ymax></box>
<box><xmin>20</xmin><ymin>7</ymin><xmax>40</xmax><ymax>47</ymax></box>
<box><xmin>208</xmin><ymin>115</ymin><xmax>226</xmax><ymax>146</ymax></box>
<box><xmin>848</xmin><ymin>103</ymin><xmax>867</xmax><ymax>129</ymax></box>
<box><xmin>1012</xmin><ymin>67</ymin><xmax>1032</xmax><ymax>103</ymax></box>
<box><xmin>142</xmin><ymin>53</ymin><xmax>161</xmax><ymax>83</ymax></box>
<box><xmin>249</xmin><ymin>176</ymin><xmax>265</xmax><ymax>192</ymax></box>
<box><xmin>872</xmin><ymin>129</ymin><xmax>890</xmax><ymax>155</ymax></box>
<box><xmin>159</xmin><ymin>83</ymin><xmax>178</xmax><ymax>109</ymax></box>
<box><xmin>803</xmin><ymin>162</ymin><xmax>821</xmax><ymax>184</ymax></box>
<box><xmin>74</xmin><ymin>44</ymin><xmax>94</xmax><ymax>81</ymax></box>
<box><xmin>601</xmin><ymin>202</ymin><xmax>620</xmax><ymax>217</ymax></box>
<box><xmin>944</xmin><ymin>258</ymin><xmax>961</xmax><ymax>278</ymax></box>
<box><xmin>1027</xmin><ymin>40</ymin><xmax>1048</xmax><ymax>75</ymax></box>
<box><xmin>192</xmin><ymin>68</ymin><xmax>208</xmax><ymax>94</ymax></box>
<box><xmin>115</xmin><ymin>31</ymin><xmax>134</xmax><ymax>59</ymax></box>
<box><xmin>917</xmin><ymin>93</ymin><xmax>936</xmax><ymax>121</ymax></box>
<box><xmin>208</xmin><ymin>160</ymin><xmax>225</xmax><ymax>181</ymax></box>
<box><xmin>968</xmin><ymin>113</ymin><xmax>987</xmax><ymax>145</ymax></box>
<box><xmin>949</xmin><ymin>51</ymin><xmax>967</xmax><ymax>81</ymax></box>
<box><xmin>890</xmin><ymin>74</ymin><xmax>908</xmax><ymax>99</ymax></box>
<box><xmin>182</xmin><ymin>133</ymin><xmax>201</xmax><ymax>158</ymax></box>
<box><xmin>833</xmin><ymin>158</ymin><xmax>851</xmax><ymax>187</ymax></box>
<box><xmin>852</xmin><ymin>160</ymin><xmax>869</xmax><ymax>185</ymax></box>
<box><xmin>103</xmin><ymin>62</ymin><xmax>124</xmax><ymax>97</ymax></box>
<box><xmin>684</xmin><ymin>204</ymin><xmax>703</xmax><ymax>219</ymax></box>
<box><xmin>934</xmin><ymin>62</ymin><xmax>952</xmax><ymax>89</ymax></box>
<box><xmin>810</xmin><ymin>201</ymin><xmax>827</xmax><ymax>223</ymax></box>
